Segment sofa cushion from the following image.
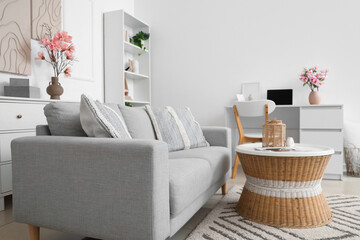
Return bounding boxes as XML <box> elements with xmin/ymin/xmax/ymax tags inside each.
<box><xmin>145</xmin><ymin>106</ymin><xmax>209</xmax><ymax>151</ymax></box>
<box><xmin>168</xmin><ymin>146</ymin><xmax>231</xmax><ymax>215</ymax></box>
<box><xmin>44</xmin><ymin>102</ymin><xmax>87</xmax><ymax>136</ymax></box>
<box><xmin>169</xmin><ymin>158</ymin><xmax>211</xmax><ymax>216</ymax></box>
<box><xmin>118</xmin><ymin>105</ymin><xmax>156</xmax><ymax>139</ymax></box>
<box><xmin>80</xmin><ymin>95</ymin><xmax>131</xmax><ymax>138</ymax></box>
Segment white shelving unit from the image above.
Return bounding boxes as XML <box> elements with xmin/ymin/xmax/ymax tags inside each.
<box><xmin>104</xmin><ymin>10</ymin><xmax>150</xmax><ymax>106</ymax></box>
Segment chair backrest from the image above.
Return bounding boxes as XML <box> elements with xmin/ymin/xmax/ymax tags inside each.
<box><xmin>234</xmin><ymin>100</ymin><xmax>276</xmax><ymax>118</ymax></box>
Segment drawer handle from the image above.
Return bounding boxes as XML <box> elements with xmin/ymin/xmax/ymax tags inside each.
<box><xmin>17</xmin><ymin>114</ymin><xmax>22</xmax><ymax>119</ymax></box>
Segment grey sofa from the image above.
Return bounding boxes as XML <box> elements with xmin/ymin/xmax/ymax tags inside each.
<box><xmin>11</xmin><ymin>104</ymin><xmax>231</xmax><ymax>240</ymax></box>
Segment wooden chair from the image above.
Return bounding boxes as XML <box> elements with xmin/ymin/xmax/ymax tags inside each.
<box><xmin>232</xmin><ymin>100</ymin><xmax>276</xmax><ymax>179</ymax></box>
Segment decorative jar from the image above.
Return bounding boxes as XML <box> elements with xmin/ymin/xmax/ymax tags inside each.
<box><xmin>262</xmin><ymin>119</ymin><xmax>286</xmax><ymax>147</ymax></box>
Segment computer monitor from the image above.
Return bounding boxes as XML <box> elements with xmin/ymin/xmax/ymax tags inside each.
<box><xmin>267</xmin><ymin>89</ymin><xmax>293</xmax><ymax>105</ymax></box>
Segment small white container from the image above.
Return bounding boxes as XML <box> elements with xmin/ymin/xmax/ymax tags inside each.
<box><xmin>286</xmin><ymin>137</ymin><xmax>295</xmax><ymax>148</ymax></box>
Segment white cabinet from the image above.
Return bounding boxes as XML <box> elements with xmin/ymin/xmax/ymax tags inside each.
<box><xmin>1</xmin><ymin>164</ymin><xmax>12</xmax><ymax>193</ymax></box>
<box><xmin>0</xmin><ymin>97</ymin><xmax>50</xmax><ymax>211</ymax></box>
<box><xmin>0</xmin><ymin>132</ymin><xmax>35</xmax><ymax>162</ymax></box>
<box><xmin>300</xmin><ymin>106</ymin><xmax>343</xmax><ymax>129</ymax></box>
<box><xmin>300</xmin><ymin>131</ymin><xmax>343</xmax><ymax>152</ymax></box>
<box><xmin>299</xmin><ymin>106</ymin><xmax>343</xmax><ymax>179</ymax></box>
<box><xmin>0</xmin><ymin>102</ymin><xmax>46</xmax><ymax>131</ymax></box>
<box><xmin>225</xmin><ymin>104</ymin><xmax>344</xmax><ymax>180</ymax></box>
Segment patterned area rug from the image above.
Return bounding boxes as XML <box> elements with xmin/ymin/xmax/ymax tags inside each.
<box><xmin>187</xmin><ymin>186</ymin><xmax>360</xmax><ymax>240</ymax></box>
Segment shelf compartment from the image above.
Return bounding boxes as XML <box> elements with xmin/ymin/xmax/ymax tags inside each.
<box><xmin>125</xmin><ymin>71</ymin><xmax>149</xmax><ymax>80</ymax></box>
<box><xmin>125</xmin><ymin>100</ymin><xmax>150</xmax><ymax>107</ymax></box>
<box><xmin>125</xmin><ymin>100</ymin><xmax>150</xmax><ymax>104</ymax></box>
<box><xmin>124</xmin><ymin>42</ymin><xmax>148</xmax><ymax>55</ymax></box>
<box><xmin>124</xmin><ymin>12</ymin><xmax>149</xmax><ymax>29</ymax></box>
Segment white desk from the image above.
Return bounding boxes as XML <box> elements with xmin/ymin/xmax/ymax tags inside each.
<box><xmin>225</xmin><ymin>104</ymin><xmax>344</xmax><ymax>180</ymax></box>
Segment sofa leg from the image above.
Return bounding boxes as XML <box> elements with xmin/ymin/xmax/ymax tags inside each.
<box><xmin>222</xmin><ymin>182</ymin><xmax>227</xmax><ymax>195</ymax></box>
<box><xmin>28</xmin><ymin>225</ymin><xmax>40</xmax><ymax>240</ymax></box>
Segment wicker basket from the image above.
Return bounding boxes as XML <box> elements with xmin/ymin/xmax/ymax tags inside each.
<box><xmin>344</xmin><ymin>143</ymin><xmax>360</xmax><ymax>177</ymax></box>
<box><xmin>262</xmin><ymin>119</ymin><xmax>286</xmax><ymax>147</ymax></box>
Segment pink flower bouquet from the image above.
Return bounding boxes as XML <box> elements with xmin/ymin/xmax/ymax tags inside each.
<box><xmin>35</xmin><ymin>24</ymin><xmax>76</xmax><ymax>77</ymax></box>
<box><xmin>299</xmin><ymin>66</ymin><xmax>328</xmax><ymax>91</ymax></box>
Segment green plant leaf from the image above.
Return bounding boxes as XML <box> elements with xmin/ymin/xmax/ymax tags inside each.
<box><xmin>130</xmin><ymin>31</ymin><xmax>150</xmax><ymax>50</ymax></box>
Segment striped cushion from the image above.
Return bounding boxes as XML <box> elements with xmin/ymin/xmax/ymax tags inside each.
<box><xmin>80</xmin><ymin>94</ymin><xmax>131</xmax><ymax>138</ymax></box>
<box><xmin>145</xmin><ymin>105</ymin><xmax>209</xmax><ymax>151</ymax></box>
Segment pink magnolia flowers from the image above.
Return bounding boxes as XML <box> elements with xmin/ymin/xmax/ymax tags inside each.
<box><xmin>299</xmin><ymin>65</ymin><xmax>328</xmax><ymax>91</ymax></box>
<box><xmin>64</xmin><ymin>67</ymin><xmax>72</xmax><ymax>77</ymax></box>
<box><xmin>35</xmin><ymin>52</ymin><xmax>45</xmax><ymax>60</ymax></box>
<box><xmin>35</xmin><ymin>24</ymin><xmax>76</xmax><ymax>78</ymax></box>
<box><xmin>65</xmin><ymin>51</ymin><xmax>74</xmax><ymax>60</ymax></box>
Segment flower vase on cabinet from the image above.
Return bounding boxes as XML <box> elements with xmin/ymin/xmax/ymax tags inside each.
<box><xmin>47</xmin><ymin>77</ymin><xmax>63</xmax><ymax>100</ymax></box>
<box><xmin>299</xmin><ymin>65</ymin><xmax>328</xmax><ymax>105</ymax></box>
<box><xmin>309</xmin><ymin>91</ymin><xmax>321</xmax><ymax>105</ymax></box>
<box><xmin>34</xmin><ymin>24</ymin><xmax>77</xmax><ymax>100</ymax></box>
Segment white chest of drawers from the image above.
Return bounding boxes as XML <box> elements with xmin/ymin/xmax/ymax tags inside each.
<box><xmin>0</xmin><ymin>97</ymin><xmax>51</xmax><ymax>211</ymax></box>
<box><xmin>225</xmin><ymin>104</ymin><xmax>344</xmax><ymax>180</ymax></box>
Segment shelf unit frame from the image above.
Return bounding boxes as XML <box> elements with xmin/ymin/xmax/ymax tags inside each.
<box><xmin>104</xmin><ymin>10</ymin><xmax>151</xmax><ymax>106</ymax></box>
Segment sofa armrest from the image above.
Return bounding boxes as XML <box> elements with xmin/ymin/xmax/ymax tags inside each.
<box><xmin>11</xmin><ymin>136</ymin><xmax>170</xmax><ymax>240</ymax></box>
<box><xmin>36</xmin><ymin>125</ymin><xmax>51</xmax><ymax>136</ymax></box>
<box><xmin>202</xmin><ymin>126</ymin><xmax>231</xmax><ymax>148</ymax></box>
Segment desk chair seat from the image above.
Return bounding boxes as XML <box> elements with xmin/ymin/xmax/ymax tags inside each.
<box><xmin>232</xmin><ymin>100</ymin><xmax>276</xmax><ymax>179</ymax></box>
<box><xmin>244</xmin><ymin>133</ymin><xmax>262</xmax><ymax>139</ymax></box>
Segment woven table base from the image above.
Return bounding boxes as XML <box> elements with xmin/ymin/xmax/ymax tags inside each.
<box><xmin>236</xmin><ymin>188</ymin><xmax>332</xmax><ymax>228</ymax></box>
<box><xmin>236</xmin><ymin>152</ymin><xmax>333</xmax><ymax>228</ymax></box>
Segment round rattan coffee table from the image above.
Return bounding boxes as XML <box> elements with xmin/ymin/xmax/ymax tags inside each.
<box><xmin>236</xmin><ymin>143</ymin><xmax>334</xmax><ymax>228</ymax></box>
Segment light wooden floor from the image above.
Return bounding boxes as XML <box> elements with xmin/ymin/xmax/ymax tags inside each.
<box><xmin>1</xmin><ymin>168</ymin><xmax>359</xmax><ymax>240</ymax></box>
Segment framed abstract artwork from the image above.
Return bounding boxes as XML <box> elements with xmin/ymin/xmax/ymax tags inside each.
<box><xmin>31</xmin><ymin>0</ymin><xmax>62</xmax><ymax>40</ymax></box>
<box><xmin>0</xmin><ymin>0</ymin><xmax>31</xmax><ymax>75</ymax></box>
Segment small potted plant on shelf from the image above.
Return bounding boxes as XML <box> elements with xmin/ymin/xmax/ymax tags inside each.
<box><xmin>299</xmin><ymin>65</ymin><xmax>328</xmax><ymax>105</ymax></box>
<box><xmin>35</xmin><ymin>24</ymin><xmax>77</xmax><ymax>100</ymax></box>
<box><xmin>130</xmin><ymin>31</ymin><xmax>150</xmax><ymax>56</ymax></box>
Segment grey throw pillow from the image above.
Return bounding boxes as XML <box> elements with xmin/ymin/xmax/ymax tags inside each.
<box><xmin>44</xmin><ymin>102</ymin><xmax>87</xmax><ymax>136</ymax></box>
<box><xmin>80</xmin><ymin>94</ymin><xmax>131</xmax><ymax>138</ymax></box>
<box><xmin>118</xmin><ymin>105</ymin><xmax>156</xmax><ymax>139</ymax></box>
<box><xmin>145</xmin><ymin>105</ymin><xmax>209</xmax><ymax>151</ymax></box>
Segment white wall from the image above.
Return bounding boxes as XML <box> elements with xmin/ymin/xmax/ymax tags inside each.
<box><xmin>135</xmin><ymin>0</ymin><xmax>360</xmax><ymax>126</ymax></box>
<box><xmin>0</xmin><ymin>0</ymin><xmax>134</xmax><ymax>102</ymax></box>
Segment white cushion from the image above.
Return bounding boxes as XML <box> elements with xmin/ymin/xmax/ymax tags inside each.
<box><xmin>80</xmin><ymin>94</ymin><xmax>131</xmax><ymax>138</ymax></box>
<box><xmin>145</xmin><ymin>105</ymin><xmax>209</xmax><ymax>151</ymax></box>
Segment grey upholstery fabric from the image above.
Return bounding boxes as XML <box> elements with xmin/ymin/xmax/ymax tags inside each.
<box><xmin>12</xmin><ymin>123</ymin><xmax>231</xmax><ymax>239</ymax></box>
<box><xmin>44</xmin><ymin>102</ymin><xmax>87</xmax><ymax>136</ymax></box>
<box><xmin>169</xmin><ymin>158</ymin><xmax>212</xmax><ymax>215</ymax></box>
<box><xmin>12</xmin><ymin>137</ymin><xmax>170</xmax><ymax>240</ymax></box>
<box><xmin>170</xmin><ymin>174</ymin><xmax>230</xmax><ymax>236</ymax></box>
<box><xmin>202</xmin><ymin>126</ymin><xmax>231</xmax><ymax>148</ymax></box>
<box><xmin>80</xmin><ymin>95</ymin><xmax>131</xmax><ymax>138</ymax></box>
<box><xmin>168</xmin><ymin>147</ymin><xmax>231</xmax><ymax>215</ymax></box>
<box><xmin>36</xmin><ymin>125</ymin><xmax>51</xmax><ymax>136</ymax></box>
<box><xmin>118</xmin><ymin>105</ymin><xmax>156</xmax><ymax>139</ymax></box>
<box><xmin>145</xmin><ymin>106</ymin><xmax>209</xmax><ymax>151</ymax></box>
<box><xmin>169</xmin><ymin>147</ymin><xmax>231</xmax><ymax>185</ymax></box>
